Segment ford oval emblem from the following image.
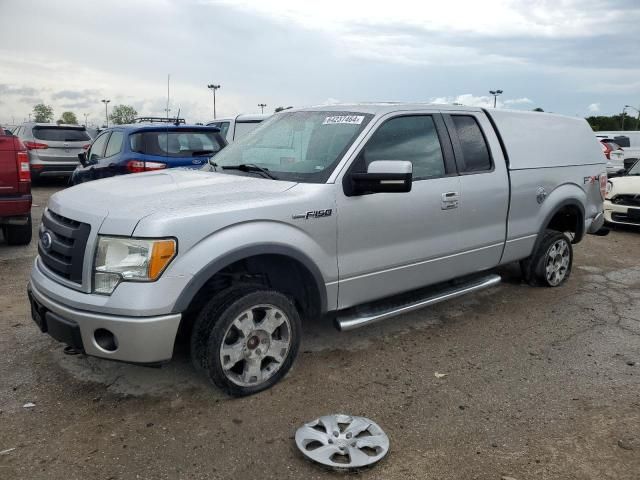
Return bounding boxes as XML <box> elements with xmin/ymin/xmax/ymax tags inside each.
<box><xmin>41</xmin><ymin>231</ymin><xmax>53</xmax><ymax>250</ymax></box>
<box><xmin>192</xmin><ymin>159</ymin><xmax>202</xmax><ymax>165</ymax></box>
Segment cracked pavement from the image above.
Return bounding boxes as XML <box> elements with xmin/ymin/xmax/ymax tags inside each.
<box><xmin>0</xmin><ymin>183</ymin><xmax>639</xmax><ymax>480</ymax></box>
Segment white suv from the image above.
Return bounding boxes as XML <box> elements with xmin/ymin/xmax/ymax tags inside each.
<box><xmin>207</xmin><ymin>114</ymin><xmax>270</xmax><ymax>143</ymax></box>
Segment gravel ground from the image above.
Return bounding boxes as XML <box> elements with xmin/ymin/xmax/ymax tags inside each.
<box><xmin>1</xmin><ymin>182</ymin><xmax>639</xmax><ymax>480</ymax></box>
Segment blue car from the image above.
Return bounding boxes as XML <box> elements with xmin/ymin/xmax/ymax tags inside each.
<box><xmin>71</xmin><ymin>124</ymin><xmax>226</xmax><ymax>185</ymax></box>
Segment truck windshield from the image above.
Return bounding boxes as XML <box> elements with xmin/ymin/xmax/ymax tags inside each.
<box><xmin>208</xmin><ymin>111</ymin><xmax>373</xmax><ymax>182</ymax></box>
<box><xmin>628</xmin><ymin>161</ymin><xmax>640</xmax><ymax>175</ymax></box>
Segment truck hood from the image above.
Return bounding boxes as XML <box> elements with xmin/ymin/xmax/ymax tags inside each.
<box><xmin>47</xmin><ymin>169</ymin><xmax>297</xmax><ymax>235</ymax></box>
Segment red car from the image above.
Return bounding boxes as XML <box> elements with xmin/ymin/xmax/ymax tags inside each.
<box><xmin>0</xmin><ymin>127</ymin><xmax>32</xmax><ymax>245</ymax></box>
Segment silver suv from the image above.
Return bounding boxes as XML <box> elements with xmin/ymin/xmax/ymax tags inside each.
<box><xmin>13</xmin><ymin>123</ymin><xmax>91</xmax><ymax>180</ymax></box>
<box><xmin>28</xmin><ymin>104</ymin><xmax>607</xmax><ymax>397</ymax></box>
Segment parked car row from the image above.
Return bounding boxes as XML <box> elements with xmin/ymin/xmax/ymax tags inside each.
<box><xmin>596</xmin><ymin>131</ymin><xmax>640</xmax><ymax>175</ymax></box>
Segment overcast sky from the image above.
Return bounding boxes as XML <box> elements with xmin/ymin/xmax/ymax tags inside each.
<box><xmin>0</xmin><ymin>0</ymin><xmax>638</xmax><ymax>126</ymax></box>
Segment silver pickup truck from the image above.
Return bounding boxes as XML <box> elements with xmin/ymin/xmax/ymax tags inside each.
<box><xmin>28</xmin><ymin>104</ymin><xmax>607</xmax><ymax>396</ymax></box>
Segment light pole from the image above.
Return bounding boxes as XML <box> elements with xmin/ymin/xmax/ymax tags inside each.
<box><xmin>621</xmin><ymin>106</ymin><xmax>628</xmax><ymax>130</ymax></box>
<box><xmin>258</xmin><ymin>103</ymin><xmax>267</xmax><ymax>114</ymax></box>
<box><xmin>83</xmin><ymin>113</ymin><xmax>89</xmax><ymax>126</ymax></box>
<box><xmin>489</xmin><ymin>90</ymin><xmax>503</xmax><ymax>108</ymax></box>
<box><xmin>101</xmin><ymin>99</ymin><xmax>110</xmax><ymax>127</ymax></box>
<box><xmin>207</xmin><ymin>84</ymin><xmax>221</xmax><ymax>119</ymax></box>
<box><xmin>624</xmin><ymin>105</ymin><xmax>640</xmax><ymax>130</ymax></box>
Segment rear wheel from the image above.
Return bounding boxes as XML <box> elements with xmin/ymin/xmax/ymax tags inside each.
<box><xmin>521</xmin><ymin>230</ymin><xmax>572</xmax><ymax>287</ymax></box>
<box><xmin>4</xmin><ymin>215</ymin><xmax>32</xmax><ymax>246</ymax></box>
<box><xmin>190</xmin><ymin>288</ymin><xmax>301</xmax><ymax>397</ymax></box>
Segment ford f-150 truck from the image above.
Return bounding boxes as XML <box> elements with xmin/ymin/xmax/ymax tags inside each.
<box><xmin>28</xmin><ymin>104</ymin><xmax>607</xmax><ymax>396</ymax></box>
<box><xmin>0</xmin><ymin>127</ymin><xmax>32</xmax><ymax>245</ymax></box>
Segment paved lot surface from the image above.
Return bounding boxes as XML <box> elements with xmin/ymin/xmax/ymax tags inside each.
<box><xmin>1</xmin><ymin>182</ymin><xmax>639</xmax><ymax>480</ymax></box>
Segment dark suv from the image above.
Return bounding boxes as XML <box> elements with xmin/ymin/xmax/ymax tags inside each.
<box><xmin>71</xmin><ymin>124</ymin><xmax>226</xmax><ymax>185</ymax></box>
<box><xmin>13</xmin><ymin>123</ymin><xmax>92</xmax><ymax>181</ymax></box>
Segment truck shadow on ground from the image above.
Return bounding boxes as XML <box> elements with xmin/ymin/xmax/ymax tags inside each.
<box><xmin>54</xmin><ymin>268</ymin><xmax>526</xmax><ymax>399</ymax></box>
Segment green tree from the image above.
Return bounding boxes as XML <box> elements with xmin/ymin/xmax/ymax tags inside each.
<box><xmin>274</xmin><ymin>106</ymin><xmax>293</xmax><ymax>113</ymax></box>
<box><xmin>59</xmin><ymin>111</ymin><xmax>78</xmax><ymax>124</ymax></box>
<box><xmin>585</xmin><ymin>114</ymin><xmax>637</xmax><ymax>131</ymax></box>
<box><xmin>33</xmin><ymin>104</ymin><xmax>54</xmax><ymax>123</ymax></box>
<box><xmin>532</xmin><ymin>107</ymin><xmax>544</xmax><ymax>112</ymax></box>
<box><xmin>109</xmin><ymin>104</ymin><xmax>138</xmax><ymax>125</ymax></box>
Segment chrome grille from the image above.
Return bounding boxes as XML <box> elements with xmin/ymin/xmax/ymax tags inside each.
<box><xmin>38</xmin><ymin>209</ymin><xmax>91</xmax><ymax>283</ymax></box>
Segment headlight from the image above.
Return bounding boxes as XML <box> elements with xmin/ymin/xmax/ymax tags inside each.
<box><xmin>93</xmin><ymin>236</ymin><xmax>177</xmax><ymax>294</ymax></box>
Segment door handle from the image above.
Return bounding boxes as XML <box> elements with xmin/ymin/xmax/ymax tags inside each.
<box><xmin>441</xmin><ymin>191</ymin><xmax>460</xmax><ymax>210</ymax></box>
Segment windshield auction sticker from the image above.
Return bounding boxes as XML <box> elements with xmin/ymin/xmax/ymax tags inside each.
<box><xmin>323</xmin><ymin>115</ymin><xmax>365</xmax><ymax>125</ymax></box>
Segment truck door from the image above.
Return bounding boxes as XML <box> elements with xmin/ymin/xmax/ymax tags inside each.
<box><xmin>441</xmin><ymin>112</ymin><xmax>510</xmax><ymax>271</ymax></box>
<box><xmin>336</xmin><ymin>113</ymin><xmax>463</xmax><ymax>310</ymax></box>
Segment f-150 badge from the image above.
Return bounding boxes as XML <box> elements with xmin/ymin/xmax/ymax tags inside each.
<box><xmin>292</xmin><ymin>209</ymin><xmax>332</xmax><ymax>220</ymax></box>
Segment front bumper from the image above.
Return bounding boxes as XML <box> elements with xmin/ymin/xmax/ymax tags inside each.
<box><xmin>28</xmin><ymin>281</ymin><xmax>181</xmax><ymax>364</ymax></box>
<box><xmin>0</xmin><ymin>194</ymin><xmax>32</xmax><ymax>219</ymax></box>
<box><xmin>604</xmin><ymin>201</ymin><xmax>640</xmax><ymax>226</ymax></box>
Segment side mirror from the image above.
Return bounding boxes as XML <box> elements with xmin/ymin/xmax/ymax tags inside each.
<box><xmin>78</xmin><ymin>152</ymin><xmax>87</xmax><ymax>167</ymax></box>
<box><xmin>348</xmin><ymin>160</ymin><xmax>412</xmax><ymax>196</ymax></box>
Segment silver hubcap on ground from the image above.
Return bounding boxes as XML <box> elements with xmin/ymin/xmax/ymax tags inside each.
<box><xmin>219</xmin><ymin>304</ymin><xmax>292</xmax><ymax>387</ymax></box>
<box><xmin>545</xmin><ymin>238</ymin><xmax>570</xmax><ymax>286</ymax></box>
<box><xmin>295</xmin><ymin>414</ymin><xmax>389</xmax><ymax>470</ymax></box>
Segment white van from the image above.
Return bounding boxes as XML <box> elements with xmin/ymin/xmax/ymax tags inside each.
<box><xmin>207</xmin><ymin>114</ymin><xmax>270</xmax><ymax>143</ymax></box>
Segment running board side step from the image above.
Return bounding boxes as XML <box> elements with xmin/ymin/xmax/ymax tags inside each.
<box><xmin>336</xmin><ymin>274</ymin><xmax>501</xmax><ymax>331</ymax></box>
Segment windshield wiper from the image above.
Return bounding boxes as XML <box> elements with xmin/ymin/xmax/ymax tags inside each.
<box><xmin>221</xmin><ymin>163</ymin><xmax>277</xmax><ymax>180</ymax></box>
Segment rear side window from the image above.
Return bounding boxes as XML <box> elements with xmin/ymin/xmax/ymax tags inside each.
<box><xmin>449</xmin><ymin>116</ymin><xmax>492</xmax><ymax>172</ymax></box>
<box><xmin>33</xmin><ymin>127</ymin><xmax>91</xmax><ymax>142</ymax></box>
<box><xmin>105</xmin><ymin>131</ymin><xmax>124</xmax><ymax>157</ymax></box>
<box><xmin>233</xmin><ymin>121</ymin><xmax>262</xmax><ymax>140</ymax></box>
<box><xmin>360</xmin><ymin>115</ymin><xmax>446</xmax><ymax>180</ymax></box>
<box><xmin>208</xmin><ymin>121</ymin><xmax>230</xmax><ymax>139</ymax></box>
<box><xmin>612</xmin><ymin>136</ymin><xmax>630</xmax><ymax>148</ymax></box>
<box><xmin>129</xmin><ymin>130</ymin><xmax>224</xmax><ymax>157</ymax></box>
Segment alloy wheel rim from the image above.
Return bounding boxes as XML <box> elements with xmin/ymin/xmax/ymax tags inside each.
<box><xmin>219</xmin><ymin>304</ymin><xmax>292</xmax><ymax>387</ymax></box>
<box><xmin>545</xmin><ymin>239</ymin><xmax>570</xmax><ymax>286</ymax></box>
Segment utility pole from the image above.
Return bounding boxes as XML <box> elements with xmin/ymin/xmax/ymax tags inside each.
<box><xmin>489</xmin><ymin>90</ymin><xmax>503</xmax><ymax>108</ymax></box>
<box><xmin>101</xmin><ymin>99</ymin><xmax>110</xmax><ymax>127</ymax></box>
<box><xmin>167</xmin><ymin>74</ymin><xmax>171</xmax><ymax>119</ymax></box>
<box><xmin>84</xmin><ymin>113</ymin><xmax>89</xmax><ymax>126</ymax></box>
<box><xmin>258</xmin><ymin>103</ymin><xmax>267</xmax><ymax>114</ymax></box>
<box><xmin>621</xmin><ymin>106</ymin><xmax>628</xmax><ymax>130</ymax></box>
<box><xmin>207</xmin><ymin>84</ymin><xmax>221</xmax><ymax>119</ymax></box>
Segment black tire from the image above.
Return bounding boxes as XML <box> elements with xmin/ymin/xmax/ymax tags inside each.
<box><xmin>520</xmin><ymin>230</ymin><xmax>572</xmax><ymax>287</ymax></box>
<box><xmin>4</xmin><ymin>215</ymin><xmax>32</xmax><ymax>246</ymax></box>
<box><xmin>190</xmin><ymin>288</ymin><xmax>302</xmax><ymax>397</ymax></box>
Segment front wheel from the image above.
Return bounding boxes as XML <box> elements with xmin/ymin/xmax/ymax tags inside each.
<box><xmin>191</xmin><ymin>289</ymin><xmax>301</xmax><ymax>397</ymax></box>
<box><xmin>521</xmin><ymin>230</ymin><xmax>573</xmax><ymax>287</ymax></box>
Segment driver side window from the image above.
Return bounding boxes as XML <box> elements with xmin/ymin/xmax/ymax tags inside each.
<box><xmin>88</xmin><ymin>132</ymin><xmax>110</xmax><ymax>162</ymax></box>
<box><xmin>357</xmin><ymin>115</ymin><xmax>446</xmax><ymax>180</ymax></box>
